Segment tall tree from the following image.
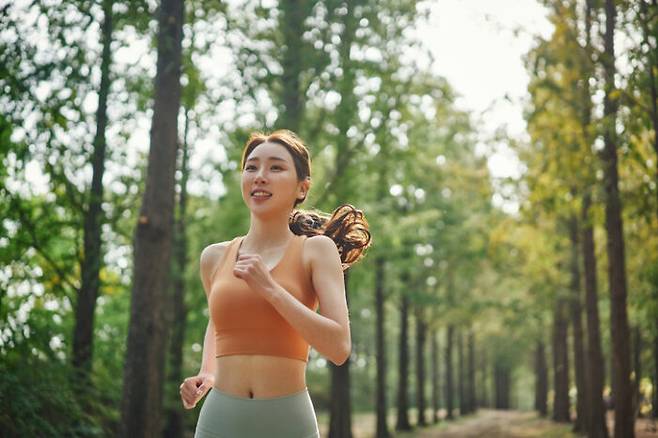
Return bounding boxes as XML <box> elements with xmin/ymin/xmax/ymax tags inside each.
<box><xmin>581</xmin><ymin>2</ymin><xmax>609</xmax><ymax>436</ymax></box>
<box><xmin>567</xmin><ymin>214</ymin><xmax>588</xmax><ymax>433</ymax></box>
<box><xmin>71</xmin><ymin>0</ymin><xmax>113</xmax><ymax>391</ymax></box>
<box><xmin>395</xmin><ymin>274</ymin><xmax>412</xmax><ymax>432</ymax></box>
<box><xmin>582</xmin><ymin>190</ymin><xmax>610</xmax><ymax>438</ymax></box>
<box><xmin>466</xmin><ymin>328</ymin><xmax>476</xmax><ymax>415</ymax></box>
<box><xmin>458</xmin><ymin>328</ymin><xmax>465</xmax><ymax>416</ymax></box>
<box><xmin>119</xmin><ymin>0</ymin><xmax>184</xmax><ymax>434</ymax></box>
<box><xmin>535</xmin><ymin>338</ymin><xmax>548</xmax><ymax>416</ymax></box>
<box><xmin>374</xmin><ymin>256</ymin><xmax>391</xmax><ymax>438</ymax></box>
<box><xmin>445</xmin><ymin>324</ymin><xmax>454</xmax><ymax>419</ymax></box>
<box><xmin>552</xmin><ymin>295</ymin><xmax>570</xmax><ymax>422</ymax></box>
<box><xmin>600</xmin><ymin>0</ymin><xmax>634</xmax><ymax>435</ymax></box>
<box><xmin>415</xmin><ymin>304</ymin><xmax>428</xmax><ymax>426</ymax></box>
<box><xmin>329</xmin><ymin>272</ymin><xmax>353</xmax><ymax>438</ymax></box>
<box><xmin>431</xmin><ymin>329</ymin><xmax>441</xmax><ymax>423</ymax></box>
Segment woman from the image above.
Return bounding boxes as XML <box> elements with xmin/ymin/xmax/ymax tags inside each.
<box><xmin>179</xmin><ymin>129</ymin><xmax>371</xmax><ymax>437</ymax></box>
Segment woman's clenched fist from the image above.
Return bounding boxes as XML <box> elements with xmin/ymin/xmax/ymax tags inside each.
<box><xmin>179</xmin><ymin>372</ymin><xmax>215</xmax><ymax>409</ymax></box>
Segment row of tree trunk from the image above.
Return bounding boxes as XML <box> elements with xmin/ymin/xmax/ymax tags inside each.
<box><xmin>531</xmin><ymin>1</ymin><xmax>650</xmax><ymax>437</ymax></box>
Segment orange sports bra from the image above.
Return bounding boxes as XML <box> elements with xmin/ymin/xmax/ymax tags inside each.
<box><xmin>207</xmin><ymin>233</ymin><xmax>319</xmax><ymax>362</ymax></box>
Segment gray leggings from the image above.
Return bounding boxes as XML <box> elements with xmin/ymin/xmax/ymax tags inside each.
<box><xmin>194</xmin><ymin>386</ymin><xmax>320</xmax><ymax>438</ymax></box>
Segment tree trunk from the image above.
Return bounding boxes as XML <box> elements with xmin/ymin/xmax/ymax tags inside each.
<box><xmin>431</xmin><ymin>329</ymin><xmax>440</xmax><ymax>423</ymax></box>
<box><xmin>395</xmin><ymin>282</ymin><xmax>412</xmax><ymax>431</ymax></box>
<box><xmin>580</xmin><ymin>2</ymin><xmax>608</xmax><ymax>435</ymax></box>
<box><xmin>71</xmin><ymin>0</ymin><xmax>113</xmax><ymax>388</ymax></box>
<box><xmin>535</xmin><ymin>339</ymin><xmax>548</xmax><ymax>417</ymax></box>
<box><xmin>118</xmin><ymin>0</ymin><xmax>184</xmax><ymax>433</ymax></box>
<box><xmin>568</xmin><ymin>214</ymin><xmax>588</xmax><ymax>433</ymax></box>
<box><xmin>329</xmin><ymin>270</ymin><xmax>353</xmax><ymax>438</ymax></box>
<box><xmin>494</xmin><ymin>359</ymin><xmax>510</xmax><ymax>409</ymax></box>
<box><xmin>163</xmin><ymin>107</ymin><xmax>191</xmax><ymax>438</ymax></box>
<box><xmin>552</xmin><ymin>297</ymin><xmax>570</xmax><ymax>422</ymax></box>
<box><xmin>415</xmin><ymin>304</ymin><xmax>427</xmax><ymax>426</ymax></box>
<box><xmin>467</xmin><ymin>328</ymin><xmax>476</xmax><ymax>415</ymax></box>
<box><xmin>582</xmin><ymin>192</ymin><xmax>610</xmax><ymax>438</ymax></box>
<box><xmin>480</xmin><ymin>348</ymin><xmax>488</xmax><ymax>408</ymax></box>
<box><xmin>276</xmin><ymin>0</ymin><xmax>307</xmax><ymax>132</ymax></box>
<box><xmin>374</xmin><ymin>256</ymin><xmax>391</xmax><ymax>438</ymax></box>
<box><xmin>458</xmin><ymin>328</ymin><xmax>466</xmax><ymax>416</ymax></box>
<box><xmin>601</xmin><ymin>1</ymin><xmax>634</xmax><ymax>436</ymax></box>
<box><xmin>445</xmin><ymin>324</ymin><xmax>454</xmax><ymax>420</ymax></box>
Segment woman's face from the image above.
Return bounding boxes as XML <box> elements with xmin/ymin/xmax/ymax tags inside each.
<box><xmin>241</xmin><ymin>141</ymin><xmax>308</xmax><ymax>215</ymax></box>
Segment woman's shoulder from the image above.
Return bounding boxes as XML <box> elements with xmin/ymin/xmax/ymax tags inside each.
<box><xmin>200</xmin><ymin>237</ymin><xmax>239</xmax><ymax>280</ymax></box>
<box><xmin>302</xmin><ymin>234</ymin><xmax>340</xmax><ymax>269</ymax></box>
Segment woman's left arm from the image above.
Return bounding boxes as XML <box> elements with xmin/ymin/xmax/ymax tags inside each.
<box><xmin>267</xmin><ymin>235</ymin><xmax>351</xmax><ymax>366</ymax></box>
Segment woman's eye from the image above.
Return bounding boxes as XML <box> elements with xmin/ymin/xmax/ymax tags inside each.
<box><xmin>244</xmin><ymin>165</ymin><xmax>283</xmax><ymax>171</ymax></box>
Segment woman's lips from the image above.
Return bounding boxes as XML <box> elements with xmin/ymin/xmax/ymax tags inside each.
<box><xmin>251</xmin><ymin>190</ymin><xmax>272</xmax><ymax>199</ymax></box>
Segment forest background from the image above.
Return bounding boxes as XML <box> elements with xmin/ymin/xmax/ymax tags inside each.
<box><xmin>1</xmin><ymin>0</ymin><xmax>656</xmax><ymax>437</ymax></box>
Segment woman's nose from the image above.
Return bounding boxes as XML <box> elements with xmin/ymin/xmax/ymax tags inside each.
<box><xmin>254</xmin><ymin>169</ymin><xmax>267</xmax><ymax>182</ymax></box>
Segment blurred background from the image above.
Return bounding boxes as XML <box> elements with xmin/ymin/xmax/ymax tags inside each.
<box><xmin>1</xmin><ymin>0</ymin><xmax>656</xmax><ymax>436</ymax></box>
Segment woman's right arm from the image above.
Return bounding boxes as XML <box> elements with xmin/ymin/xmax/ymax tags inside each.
<box><xmin>180</xmin><ymin>242</ymin><xmax>232</xmax><ymax>408</ymax></box>
<box><xmin>197</xmin><ymin>243</ymin><xmax>228</xmax><ymax>378</ymax></box>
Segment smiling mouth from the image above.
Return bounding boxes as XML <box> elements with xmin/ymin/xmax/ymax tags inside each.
<box><xmin>251</xmin><ymin>190</ymin><xmax>272</xmax><ymax>198</ymax></box>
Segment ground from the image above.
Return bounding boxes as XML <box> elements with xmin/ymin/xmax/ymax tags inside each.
<box><xmin>316</xmin><ymin>408</ymin><xmax>658</xmax><ymax>438</ymax></box>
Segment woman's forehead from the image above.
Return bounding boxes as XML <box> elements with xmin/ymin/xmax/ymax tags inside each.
<box><xmin>248</xmin><ymin>141</ymin><xmax>293</xmax><ymax>162</ymax></box>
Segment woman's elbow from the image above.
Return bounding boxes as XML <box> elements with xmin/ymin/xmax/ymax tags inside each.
<box><xmin>332</xmin><ymin>341</ymin><xmax>351</xmax><ymax>366</ymax></box>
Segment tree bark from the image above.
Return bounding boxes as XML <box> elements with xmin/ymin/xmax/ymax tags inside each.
<box><xmin>601</xmin><ymin>0</ymin><xmax>634</xmax><ymax>435</ymax></box>
<box><xmin>579</xmin><ymin>1</ymin><xmax>609</xmax><ymax>435</ymax></box>
<box><xmin>467</xmin><ymin>328</ymin><xmax>476</xmax><ymax>415</ymax></box>
<box><xmin>445</xmin><ymin>324</ymin><xmax>454</xmax><ymax>420</ymax></box>
<box><xmin>72</xmin><ymin>0</ymin><xmax>113</xmax><ymax>387</ymax></box>
<box><xmin>480</xmin><ymin>348</ymin><xmax>488</xmax><ymax>408</ymax></box>
<box><xmin>494</xmin><ymin>359</ymin><xmax>510</xmax><ymax>409</ymax></box>
<box><xmin>582</xmin><ymin>191</ymin><xmax>610</xmax><ymax>438</ymax></box>
<box><xmin>118</xmin><ymin>0</ymin><xmax>184</xmax><ymax>433</ymax></box>
<box><xmin>458</xmin><ymin>328</ymin><xmax>466</xmax><ymax>416</ymax></box>
<box><xmin>276</xmin><ymin>0</ymin><xmax>308</xmax><ymax>132</ymax></box>
<box><xmin>374</xmin><ymin>256</ymin><xmax>391</xmax><ymax>438</ymax></box>
<box><xmin>163</xmin><ymin>107</ymin><xmax>191</xmax><ymax>438</ymax></box>
<box><xmin>415</xmin><ymin>304</ymin><xmax>427</xmax><ymax>426</ymax></box>
<box><xmin>535</xmin><ymin>339</ymin><xmax>548</xmax><ymax>417</ymax></box>
<box><xmin>568</xmin><ymin>214</ymin><xmax>588</xmax><ymax>433</ymax></box>
<box><xmin>329</xmin><ymin>270</ymin><xmax>353</xmax><ymax>438</ymax></box>
<box><xmin>395</xmin><ymin>281</ymin><xmax>412</xmax><ymax>431</ymax></box>
<box><xmin>431</xmin><ymin>329</ymin><xmax>440</xmax><ymax>423</ymax></box>
<box><xmin>552</xmin><ymin>297</ymin><xmax>570</xmax><ymax>422</ymax></box>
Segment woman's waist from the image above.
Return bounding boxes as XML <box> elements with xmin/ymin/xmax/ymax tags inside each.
<box><xmin>214</xmin><ymin>354</ymin><xmax>307</xmax><ymax>399</ymax></box>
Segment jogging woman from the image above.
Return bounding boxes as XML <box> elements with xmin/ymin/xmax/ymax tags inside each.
<box><xmin>179</xmin><ymin>129</ymin><xmax>371</xmax><ymax>437</ymax></box>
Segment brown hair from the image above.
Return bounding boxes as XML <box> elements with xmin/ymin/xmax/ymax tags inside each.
<box><xmin>240</xmin><ymin>129</ymin><xmax>372</xmax><ymax>271</ymax></box>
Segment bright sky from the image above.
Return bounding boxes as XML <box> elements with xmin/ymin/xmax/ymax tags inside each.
<box><xmin>416</xmin><ymin>0</ymin><xmax>553</xmax><ymax>214</ymax></box>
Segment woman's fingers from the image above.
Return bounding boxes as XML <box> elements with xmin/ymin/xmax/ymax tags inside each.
<box><xmin>180</xmin><ymin>378</ymin><xmax>198</xmax><ymax>408</ymax></box>
<box><xmin>180</xmin><ymin>375</ymin><xmax>211</xmax><ymax>409</ymax></box>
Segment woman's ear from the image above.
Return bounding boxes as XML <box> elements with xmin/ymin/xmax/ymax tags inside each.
<box><xmin>299</xmin><ymin>178</ymin><xmax>311</xmax><ymax>199</ymax></box>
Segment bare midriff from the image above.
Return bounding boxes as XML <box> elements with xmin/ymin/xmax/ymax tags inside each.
<box><xmin>213</xmin><ymin>354</ymin><xmax>307</xmax><ymax>399</ymax></box>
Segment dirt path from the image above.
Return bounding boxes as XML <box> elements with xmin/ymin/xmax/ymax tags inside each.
<box><xmin>394</xmin><ymin>409</ymin><xmax>576</xmax><ymax>438</ymax></box>
<box><xmin>318</xmin><ymin>408</ymin><xmax>658</xmax><ymax>438</ymax></box>
<box><xmin>392</xmin><ymin>409</ymin><xmax>658</xmax><ymax>438</ymax></box>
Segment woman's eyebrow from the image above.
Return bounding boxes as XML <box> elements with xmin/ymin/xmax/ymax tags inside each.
<box><xmin>246</xmin><ymin>156</ymin><xmax>287</xmax><ymax>162</ymax></box>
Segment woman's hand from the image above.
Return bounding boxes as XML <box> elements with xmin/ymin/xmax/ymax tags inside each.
<box><xmin>179</xmin><ymin>372</ymin><xmax>215</xmax><ymax>409</ymax></box>
<box><xmin>233</xmin><ymin>254</ymin><xmax>279</xmax><ymax>301</ymax></box>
